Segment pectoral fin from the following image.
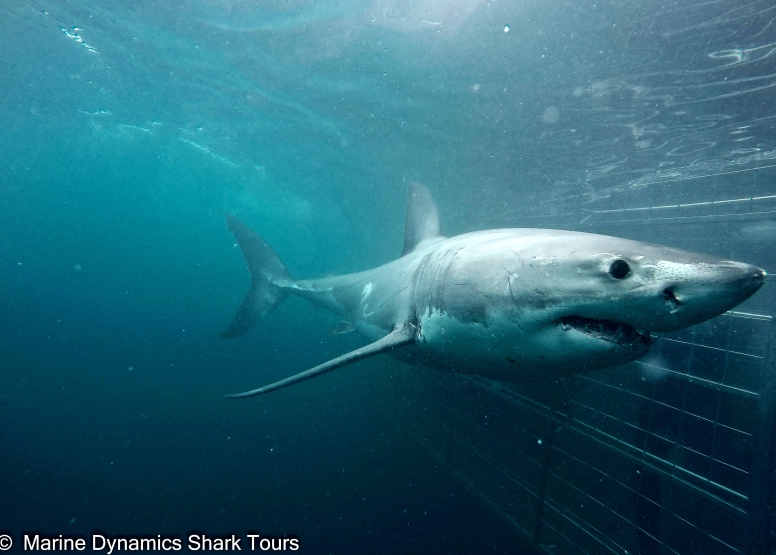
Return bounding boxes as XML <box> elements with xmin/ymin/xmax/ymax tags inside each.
<box><xmin>226</xmin><ymin>325</ymin><xmax>416</xmax><ymax>398</ymax></box>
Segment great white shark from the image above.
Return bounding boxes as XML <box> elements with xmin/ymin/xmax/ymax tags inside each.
<box><xmin>222</xmin><ymin>183</ymin><xmax>766</xmax><ymax>398</ymax></box>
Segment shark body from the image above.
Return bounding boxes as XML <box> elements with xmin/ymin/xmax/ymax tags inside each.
<box><xmin>222</xmin><ymin>184</ymin><xmax>766</xmax><ymax>397</ymax></box>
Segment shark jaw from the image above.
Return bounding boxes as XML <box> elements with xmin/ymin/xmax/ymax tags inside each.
<box><xmin>411</xmin><ymin>306</ymin><xmax>656</xmax><ymax>382</ymax></box>
<box><xmin>557</xmin><ymin>315</ymin><xmax>654</xmax><ymax>351</ymax></box>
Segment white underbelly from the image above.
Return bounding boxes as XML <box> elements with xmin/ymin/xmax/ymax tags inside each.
<box><xmin>415</xmin><ymin>308</ymin><xmax>638</xmax><ymax>381</ymax></box>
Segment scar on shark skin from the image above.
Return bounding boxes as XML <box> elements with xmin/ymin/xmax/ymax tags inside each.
<box><xmin>504</xmin><ymin>272</ymin><xmax>526</xmax><ymax>333</ymax></box>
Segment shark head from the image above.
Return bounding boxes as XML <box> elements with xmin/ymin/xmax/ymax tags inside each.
<box><xmin>552</xmin><ymin>240</ymin><xmax>765</xmax><ymax>333</ymax></box>
<box><xmin>413</xmin><ymin>229</ymin><xmax>766</xmax><ymax>380</ymax></box>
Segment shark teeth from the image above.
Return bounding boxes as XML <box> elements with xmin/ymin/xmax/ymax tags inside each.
<box><xmin>558</xmin><ymin>316</ymin><xmax>652</xmax><ymax>348</ymax></box>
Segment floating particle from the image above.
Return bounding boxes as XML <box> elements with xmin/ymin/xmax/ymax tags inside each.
<box><xmin>542</xmin><ymin>106</ymin><xmax>560</xmax><ymax>123</ymax></box>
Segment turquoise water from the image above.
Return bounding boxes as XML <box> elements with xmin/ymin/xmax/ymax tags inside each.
<box><xmin>1</xmin><ymin>0</ymin><xmax>775</xmax><ymax>553</ymax></box>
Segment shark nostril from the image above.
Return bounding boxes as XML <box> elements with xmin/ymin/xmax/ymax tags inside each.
<box><xmin>663</xmin><ymin>288</ymin><xmax>682</xmax><ymax>312</ymax></box>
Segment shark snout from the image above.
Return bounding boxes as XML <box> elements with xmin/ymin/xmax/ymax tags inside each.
<box><xmin>650</xmin><ymin>262</ymin><xmax>766</xmax><ymax>332</ymax></box>
<box><xmin>741</xmin><ymin>264</ymin><xmax>767</xmax><ymax>291</ymax></box>
<box><xmin>711</xmin><ymin>261</ymin><xmax>766</xmax><ymax>298</ymax></box>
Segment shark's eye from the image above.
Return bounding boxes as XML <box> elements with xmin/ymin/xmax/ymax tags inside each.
<box><xmin>609</xmin><ymin>259</ymin><xmax>630</xmax><ymax>279</ymax></box>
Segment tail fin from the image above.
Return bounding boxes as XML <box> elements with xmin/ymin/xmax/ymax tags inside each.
<box><xmin>221</xmin><ymin>214</ymin><xmax>292</xmax><ymax>338</ymax></box>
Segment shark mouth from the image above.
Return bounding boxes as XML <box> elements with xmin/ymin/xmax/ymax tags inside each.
<box><xmin>559</xmin><ymin>316</ymin><xmax>653</xmax><ymax>349</ymax></box>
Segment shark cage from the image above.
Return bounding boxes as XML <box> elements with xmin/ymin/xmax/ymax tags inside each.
<box><xmin>394</xmin><ymin>166</ymin><xmax>776</xmax><ymax>555</ymax></box>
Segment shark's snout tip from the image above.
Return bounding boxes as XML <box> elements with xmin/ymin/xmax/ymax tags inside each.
<box><xmin>752</xmin><ymin>266</ymin><xmax>767</xmax><ymax>286</ymax></box>
<box><xmin>732</xmin><ymin>263</ymin><xmax>766</xmax><ymax>286</ymax></box>
<box><xmin>738</xmin><ymin>265</ymin><xmax>767</xmax><ymax>300</ymax></box>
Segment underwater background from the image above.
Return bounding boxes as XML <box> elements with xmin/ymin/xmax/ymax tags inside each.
<box><xmin>1</xmin><ymin>0</ymin><xmax>775</xmax><ymax>553</ymax></box>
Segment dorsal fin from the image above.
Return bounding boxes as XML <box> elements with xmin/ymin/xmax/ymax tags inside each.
<box><xmin>401</xmin><ymin>182</ymin><xmax>443</xmax><ymax>256</ymax></box>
